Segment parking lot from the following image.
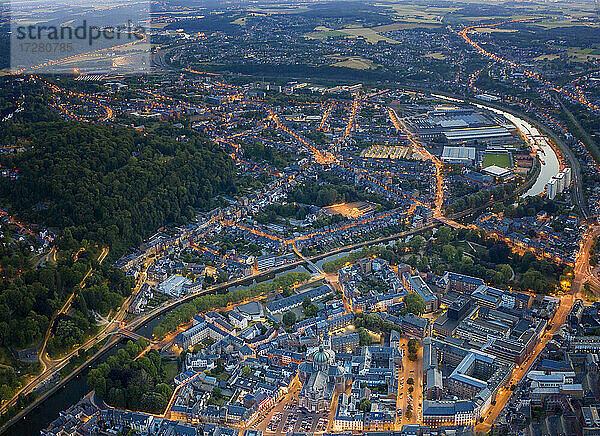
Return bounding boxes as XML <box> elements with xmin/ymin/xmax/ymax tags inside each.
<box><xmin>265</xmin><ymin>401</ymin><xmax>329</xmax><ymax>434</ymax></box>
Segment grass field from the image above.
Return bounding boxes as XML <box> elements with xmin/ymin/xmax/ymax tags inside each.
<box><xmin>329</xmin><ymin>56</ymin><xmax>378</xmax><ymax>70</ymax></box>
<box><xmin>424</xmin><ymin>51</ymin><xmax>447</xmax><ymax>60</ymax></box>
<box><xmin>382</xmin><ymin>4</ymin><xmax>456</xmax><ymax>23</ymax></box>
<box><xmin>306</xmin><ymin>30</ymin><xmax>347</xmax><ymax>39</ymax></box>
<box><xmin>340</xmin><ymin>26</ymin><xmax>400</xmax><ymax>44</ymax></box>
<box><xmin>482</xmin><ymin>152</ymin><xmax>512</xmax><ymax>168</ymax></box>
<box><xmin>567</xmin><ymin>47</ymin><xmax>600</xmax><ymax>61</ymax></box>
<box><xmin>307</xmin><ymin>26</ymin><xmax>400</xmax><ymax>44</ymax></box>
<box><xmin>163</xmin><ymin>360</ymin><xmax>179</xmax><ymax>382</ymax></box>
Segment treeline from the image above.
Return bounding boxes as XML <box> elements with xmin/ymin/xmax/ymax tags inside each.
<box><xmin>46</xmin><ymin>255</ymin><xmax>134</xmax><ymax>357</ymax></box>
<box><xmin>445</xmin><ymin>182</ymin><xmax>518</xmax><ymax>215</ymax></box>
<box><xmin>291</xmin><ymin>172</ymin><xmax>395</xmax><ymax>210</ymax></box>
<box><xmin>427</xmin><ymin>226</ymin><xmax>563</xmax><ymax>294</ymax></box>
<box><xmin>153</xmin><ymin>271</ymin><xmax>310</xmax><ymax>339</ymax></box>
<box><xmin>322</xmin><ymin>246</ymin><xmax>385</xmax><ymax>273</ymax></box>
<box><xmin>255</xmin><ymin>203</ymin><xmax>310</xmax><ymax>224</ymax></box>
<box><xmin>87</xmin><ymin>339</ymin><xmax>173</xmax><ymax>414</ymax></box>
<box><xmin>354</xmin><ymin>312</ymin><xmax>402</xmax><ymax>334</ymax></box>
<box><xmin>0</xmin><ymin>120</ymin><xmax>236</xmax><ymax>258</ymax></box>
<box><xmin>289</xmin><ymin>180</ymin><xmax>367</xmax><ymax>208</ymax></box>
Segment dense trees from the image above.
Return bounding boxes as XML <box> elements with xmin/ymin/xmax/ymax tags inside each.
<box><xmin>282</xmin><ymin>311</ymin><xmax>297</xmax><ymax>328</ymax></box>
<box><xmin>357</xmin><ymin>327</ymin><xmax>374</xmax><ymax>346</ymax></box>
<box><xmin>0</xmin><ymin>257</ymin><xmax>86</xmax><ymax>349</ymax></box>
<box><xmin>445</xmin><ymin>183</ymin><xmax>518</xmax><ymax>215</ymax></box>
<box><xmin>87</xmin><ymin>339</ymin><xmax>173</xmax><ymax>414</ymax></box>
<box><xmin>0</xmin><ymin>120</ymin><xmax>236</xmax><ymax>258</ymax></box>
<box><xmin>288</xmin><ymin>172</ymin><xmax>394</xmax><ymax>210</ymax></box>
<box><xmin>426</xmin><ymin>227</ymin><xmax>563</xmax><ymax>294</ymax></box>
<box><xmin>302</xmin><ymin>297</ymin><xmax>319</xmax><ymax>318</ymax></box>
<box><xmin>354</xmin><ymin>312</ymin><xmax>403</xmax><ymax>335</ymax></box>
<box><xmin>46</xmin><ymin>260</ymin><xmax>134</xmax><ymax>357</ymax></box>
<box><xmin>255</xmin><ymin>203</ymin><xmax>309</xmax><ymax>224</ymax></box>
<box><xmin>243</xmin><ymin>141</ymin><xmax>298</xmax><ymax>169</ymax></box>
<box><xmin>358</xmin><ymin>398</ymin><xmax>372</xmax><ymax>412</ymax></box>
<box><xmin>404</xmin><ymin>294</ymin><xmax>426</xmax><ymax>316</ymax></box>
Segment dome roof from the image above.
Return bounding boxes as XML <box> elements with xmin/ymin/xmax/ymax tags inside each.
<box><xmin>312</xmin><ymin>345</ymin><xmax>334</xmax><ymax>365</ymax></box>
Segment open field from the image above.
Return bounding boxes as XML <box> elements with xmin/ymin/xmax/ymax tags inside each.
<box><xmin>472</xmin><ymin>28</ymin><xmax>518</xmax><ymax>33</ymax></box>
<box><xmin>567</xmin><ymin>47</ymin><xmax>600</xmax><ymax>61</ymax></box>
<box><xmin>483</xmin><ymin>152</ymin><xmax>512</xmax><ymax>168</ymax></box>
<box><xmin>328</xmin><ymin>56</ymin><xmax>379</xmax><ymax>70</ymax></box>
<box><xmin>323</xmin><ymin>201</ymin><xmax>375</xmax><ymax>219</ymax></box>
<box><xmin>306</xmin><ymin>30</ymin><xmax>347</xmax><ymax>39</ymax></box>
<box><xmin>231</xmin><ymin>17</ymin><xmax>248</xmax><ymax>26</ymax></box>
<box><xmin>378</xmin><ymin>3</ymin><xmax>456</xmax><ymax>23</ymax></box>
<box><xmin>533</xmin><ymin>54</ymin><xmax>560</xmax><ymax>61</ymax></box>
<box><xmin>373</xmin><ymin>22</ymin><xmax>441</xmax><ymax>31</ymax></box>
<box><xmin>424</xmin><ymin>51</ymin><xmax>447</xmax><ymax>60</ymax></box>
<box><xmin>340</xmin><ymin>26</ymin><xmax>400</xmax><ymax>44</ymax></box>
<box><xmin>247</xmin><ymin>7</ymin><xmax>308</xmax><ymax>14</ymax></box>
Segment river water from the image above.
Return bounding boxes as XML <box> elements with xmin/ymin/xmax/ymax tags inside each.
<box><xmin>6</xmin><ymin>97</ymin><xmax>560</xmax><ymax>435</ymax></box>
<box><xmin>474</xmin><ymin>103</ymin><xmax>561</xmax><ymax>197</ymax></box>
<box><xmin>4</xmin><ymin>242</ymin><xmax>391</xmax><ymax>435</ymax></box>
<box><xmin>3</xmin><ymin>265</ymin><xmax>312</xmax><ymax>435</ymax></box>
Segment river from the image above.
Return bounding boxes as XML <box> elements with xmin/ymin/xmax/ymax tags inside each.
<box><xmin>433</xmin><ymin>94</ymin><xmax>562</xmax><ymax>198</ymax></box>
<box><xmin>6</xmin><ymin>96</ymin><xmax>559</xmax><ymax>434</ymax></box>
<box><xmin>474</xmin><ymin>103</ymin><xmax>561</xmax><ymax>197</ymax></box>
<box><xmin>3</xmin><ymin>264</ymin><xmax>314</xmax><ymax>435</ymax></box>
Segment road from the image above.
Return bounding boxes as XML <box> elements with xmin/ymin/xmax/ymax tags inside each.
<box><xmin>387</xmin><ymin>107</ymin><xmax>444</xmax><ymax>216</ymax></box>
<box><xmin>475</xmin><ymin>288</ymin><xmax>575</xmax><ymax>433</ymax></box>
<box><xmin>395</xmin><ymin>338</ymin><xmax>423</xmax><ymax>428</ymax></box>
<box><xmin>459</xmin><ymin>18</ymin><xmax>596</xmax><ymax>217</ymax></box>
<box><xmin>475</xmin><ymin>223</ymin><xmax>595</xmax><ymax>432</ymax></box>
<box><xmin>37</xmin><ymin>247</ymin><xmax>109</xmax><ymax>370</ymax></box>
<box><xmin>572</xmin><ymin>225</ymin><xmax>600</xmax><ymax>295</ymax></box>
<box><xmin>1</xmin><ymin>247</ymin><xmax>112</xmax><ymax>417</ymax></box>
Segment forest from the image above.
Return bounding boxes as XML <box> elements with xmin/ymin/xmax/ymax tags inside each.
<box><xmin>0</xmin><ymin>119</ymin><xmax>236</xmax><ymax>258</ymax></box>
<box><xmin>87</xmin><ymin>339</ymin><xmax>173</xmax><ymax>414</ymax></box>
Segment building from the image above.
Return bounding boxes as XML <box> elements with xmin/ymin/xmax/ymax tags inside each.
<box><xmin>439</xmin><ymin>272</ymin><xmax>485</xmax><ymax>294</ymax></box>
<box><xmin>471</xmin><ymin>285</ymin><xmax>503</xmax><ymax>309</ymax></box>
<box><xmin>159</xmin><ymin>274</ymin><xmax>192</xmax><ymax>297</ymax></box>
<box><xmin>441</xmin><ymin>147</ymin><xmax>476</xmax><ymax>165</ymax></box>
<box><xmin>547</xmin><ymin>178</ymin><xmax>558</xmax><ymax>200</ymax></box>
<box><xmin>330</xmin><ymin>332</ymin><xmax>360</xmax><ymax>353</ymax></box>
<box><xmin>403</xmin><ymin>273</ymin><xmax>439</xmax><ymax>313</ymax></box>
<box><xmin>267</xmin><ymin>284</ymin><xmax>333</xmax><ymax>314</ymax></box>
<box><xmin>298</xmin><ymin>344</ymin><xmax>346</xmax><ymax>413</ymax></box>
<box><xmin>443</xmin><ymin>126</ymin><xmax>514</xmax><ymax>146</ymax></box>
<box><xmin>401</xmin><ymin>313</ymin><xmax>429</xmax><ymax>340</ymax></box>
<box><xmin>563</xmin><ymin>167</ymin><xmax>572</xmax><ymax>187</ymax></box>
<box><xmin>422</xmin><ymin>337</ymin><xmax>513</xmax><ymax>428</ymax></box>
<box><xmin>481</xmin><ymin>165</ymin><xmax>514</xmax><ymax>183</ymax></box>
<box><xmin>423</xmin><ymin>400</ymin><xmax>478</xmax><ymax>427</ymax></box>
<box><xmin>174</xmin><ymin>315</ymin><xmax>244</xmax><ymax>350</ymax></box>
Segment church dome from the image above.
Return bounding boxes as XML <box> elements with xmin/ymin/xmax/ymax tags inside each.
<box><xmin>312</xmin><ymin>345</ymin><xmax>334</xmax><ymax>367</ymax></box>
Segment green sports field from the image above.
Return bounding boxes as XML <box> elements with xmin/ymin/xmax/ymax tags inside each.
<box><xmin>482</xmin><ymin>152</ymin><xmax>512</xmax><ymax>168</ymax></box>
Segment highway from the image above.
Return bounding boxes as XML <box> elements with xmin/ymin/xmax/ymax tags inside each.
<box><xmin>459</xmin><ymin>18</ymin><xmax>600</xmax><ymax>202</ymax></box>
